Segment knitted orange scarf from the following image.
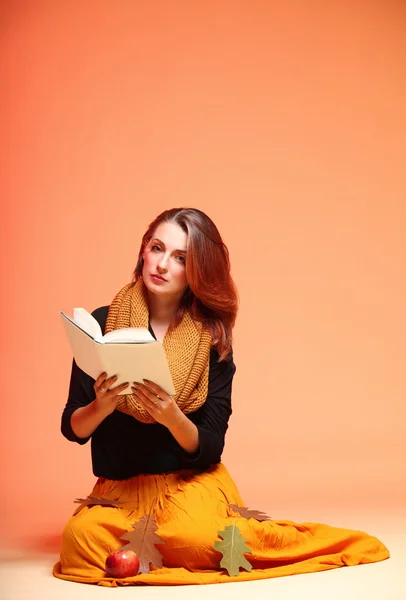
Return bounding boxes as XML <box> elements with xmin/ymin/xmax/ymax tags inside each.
<box><xmin>105</xmin><ymin>279</ymin><xmax>212</xmax><ymax>423</ymax></box>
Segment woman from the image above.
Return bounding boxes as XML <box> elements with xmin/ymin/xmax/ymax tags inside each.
<box><xmin>53</xmin><ymin>208</ymin><xmax>389</xmax><ymax>586</ymax></box>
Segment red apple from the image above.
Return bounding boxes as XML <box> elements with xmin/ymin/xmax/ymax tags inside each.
<box><xmin>105</xmin><ymin>549</ymin><xmax>140</xmax><ymax>578</ymax></box>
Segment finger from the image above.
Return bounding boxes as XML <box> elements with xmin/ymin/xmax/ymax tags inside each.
<box><xmin>133</xmin><ymin>394</ymin><xmax>156</xmax><ymax>414</ymax></box>
<box><xmin>132</xmin><ymin>386</ymin><xmax>159</xmax><ymax>410</ymax></box>
<box><xmin>133</xmin><ymin>382</ymin><xmax>164</xmax><ymax>404</ymax></box>
<box><xmin>132</xmin><ymin>385</ymin><xmax>154</xmax><ymax>404</ymax></box>
<box><xmin>104</xmin><ymin>374</ymin><xmax>119</xmax><ymax>386</ymax></box>
<box><xmin>98</xmin><ymin>375</ymin><xmax>119</xmax><ymax>392</ymax></box>
<box><xmin>141</xmin><ymin>379</ymin><xmax>166</xmax><ymax>396</ymax></box>
<box><xmin>95</xmin><ymin>372</ymin><xmax>108</xmax><ymax>385</ymax></box>
<box><xmin>109</xmin><ymin>382</ymin><xmax>130</xmax><ymax>396</ymax></box>
<box><xmin>140</xmin><ymin>381</ymin><xmax>170</xmax><ymax>403</ymax></box>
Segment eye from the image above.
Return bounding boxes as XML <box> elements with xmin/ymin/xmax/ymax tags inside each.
<box><xmin>151</xmin><ymin>245</ymin><xmax>162</xmax><ymax>252</ymax></box>
<box><xmin>176</xmin><ymin>254</ymin><xmax>186</xmax><ymax>264</ymax></box>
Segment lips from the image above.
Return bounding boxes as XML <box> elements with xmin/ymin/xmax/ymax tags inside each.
<box><xmin>151</xmin><ymin>274</ymin><xmax>167</xmax><ymax>283</ymax></box>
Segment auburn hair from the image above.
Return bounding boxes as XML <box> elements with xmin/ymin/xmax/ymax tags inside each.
<box><xmin>133</xmin><ymin>208</ymin><xmax>238</xmax><ymax>361</ymax></box>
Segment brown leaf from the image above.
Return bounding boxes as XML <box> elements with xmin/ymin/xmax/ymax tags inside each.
<box><xmin>118</xmin><ymin>514</ymin><xmax>164</xmax><ymax>574</ymax></box>
<box><xmin>229</xmin><ymin>504</ymin><xmax>271</xmax><ymax>521</ymax></box>
<box><xmin>214</xmin><ymin>524</ymin><xmax>252</xmax><ymax>576</ymax></box>
<box><xmin>74</xmin><ymin>496</ymin><xmax>124</xmax><ymax>507</ymax></box>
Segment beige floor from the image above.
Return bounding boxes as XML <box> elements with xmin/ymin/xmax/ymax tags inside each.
<box><xmin>1</xmin><ymin>510</ymin><xmax>405</xmax><ymax>600</ymax></box>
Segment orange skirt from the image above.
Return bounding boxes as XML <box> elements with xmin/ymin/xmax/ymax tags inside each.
<box><xmin>53</xmin><ymin>463</ymin><xmax>389</xmax><ymax>586</ymax></box>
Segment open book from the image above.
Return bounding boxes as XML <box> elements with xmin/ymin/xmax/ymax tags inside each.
<box><xmin>60</xmin><ymin>308</ymin><xmax>175</xmax><ymax>396</ymax></box>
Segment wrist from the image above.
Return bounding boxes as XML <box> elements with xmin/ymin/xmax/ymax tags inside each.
<box><xmin>167</xmin><ymin>412</ymin><xmax>187</xmax><ymax>434</ymax></box>
<box><xmin>93</xmin><ymin>398</ymin><xmax>113</xmax><ymax>418</ymax></box>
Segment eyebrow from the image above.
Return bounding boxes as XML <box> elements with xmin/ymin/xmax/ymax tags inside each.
<box><xmin>152</xmin><ymin>238</ymin><xmax>187</xmax><ymax>253</ymax></box>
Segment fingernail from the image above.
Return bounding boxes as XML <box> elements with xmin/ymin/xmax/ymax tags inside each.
<box><xmin>112</xmin><ymin>375</ymin><xmax>118</xmax><ymax>380</ymax></box>
<box><xmin>122</xmin><ymin>382</ymin><xmax>129</xmax><ymax>387</ymax></box>
<box><xmin>143</xmin><ymin>379</ymin><xmax>151</xmax><ymax>384</ymax></box>
<box><xmin>133</xmin><ymin>381</ymin><xmax>142</xmax><ymax>386</ymax></box>
<box><xmin>102</xmin><ymin>372</ymin><xmax>107</xmax><ymax>378</ymax></box>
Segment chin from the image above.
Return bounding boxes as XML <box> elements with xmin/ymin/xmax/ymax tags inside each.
<box><xmin>145</xmin><ymin>282</ymin><xmax>172</xmax><ymax>297</ymax></box>
<box><xmin>145</xmin><ymin>279</ymin><xmax>168</xmax><ymax>293</ymax></box>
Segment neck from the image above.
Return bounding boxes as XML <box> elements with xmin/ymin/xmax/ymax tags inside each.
<box><xmin>147</xmin><ymin>291</ymin><xmax>182</xmax><ymax>325</ymax></box>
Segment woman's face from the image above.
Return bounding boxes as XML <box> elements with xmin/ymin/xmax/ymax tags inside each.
<box><xmin>142</xmin><ymin>221</ymin><xmax>188</xmax><ymax>299</ymax></box>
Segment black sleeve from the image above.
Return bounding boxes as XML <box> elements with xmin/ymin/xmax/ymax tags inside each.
<box><xmin>178</xmin><ymin>348</ymin><xmax>236</xmax><ymax>470</ymax></box>
<box><xmin>60</xmin><ymin>306</ymin><xmax>109</xmax><ymax>445</ymax></box>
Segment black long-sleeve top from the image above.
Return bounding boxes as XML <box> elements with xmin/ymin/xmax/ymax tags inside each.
<box><xmin>61</xmin><ymin>306</ymin><xmax>236</xmax><ymax>480</ymax></box>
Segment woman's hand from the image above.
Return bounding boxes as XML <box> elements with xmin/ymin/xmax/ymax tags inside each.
<box><xmin>131</xmin><ymin>380</ymin><xmax>183</xmax><ymax>429</ymax></box>
<box><xmin>94</xmin><ymin>372</ymin><xmax>129</xmax><ymax>416</ymax></box>
<box><xmin>132</xmin><ymin>379</ymin><xmax>200</xmax><ymax>453</ymax></box>
<box><xmin>70</xmin><ymin>373</ymin><xmax>129</xmax><ymax>439</ymax></box>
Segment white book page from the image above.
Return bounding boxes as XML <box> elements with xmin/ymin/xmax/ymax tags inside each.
<box><xmin>102</xmin><ymin>327</ymin><xmax>155</xmax><ymax>344</ymax></box>
<box><xmin>73</xmin><ymin>308</ymin><xmax>103</xmax><ymax>341</ymax></box>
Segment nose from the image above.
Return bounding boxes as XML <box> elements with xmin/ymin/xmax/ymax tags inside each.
<box><xmin>157</xmin><ymin>253</ymin><xmax>169</xmax><ymax>272</ymax></box>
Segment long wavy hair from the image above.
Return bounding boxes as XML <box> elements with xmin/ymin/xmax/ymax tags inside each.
<box><xmin>133</xmin><ymin>208</ymin><xmax>238</xmax><ymax>360</ymax></box>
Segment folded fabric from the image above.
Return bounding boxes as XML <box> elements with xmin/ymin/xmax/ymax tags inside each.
<box><xmin>53</xmin><ymin>463</ymin><xmax>389</xmax><ymax>586</ymax></box>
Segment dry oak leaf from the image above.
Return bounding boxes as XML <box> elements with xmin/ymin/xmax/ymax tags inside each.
<box><xmin>118</xmin><ymin>514</ymin><xmax>164</xmax><ymax>574</ymax></box>
<box><xmin>214</xmin><ymin>524</ymin><xmax>253</xmax><ymax>577</ymax></box>
<box><xmin>74</xmin><ymin>497</ymin><xmax>124</xmax><ymax>507</ymax></box>
<box><xmin>229</xmin><ymin>504</ymin><xmax>271</xmax><ymax>521</ymax></box>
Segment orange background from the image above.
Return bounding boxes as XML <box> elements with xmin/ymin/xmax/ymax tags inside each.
<box><xmin>1</xmin><ymin>1</ymin><xmax>405</xmax><ymax>550</ymax></box>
